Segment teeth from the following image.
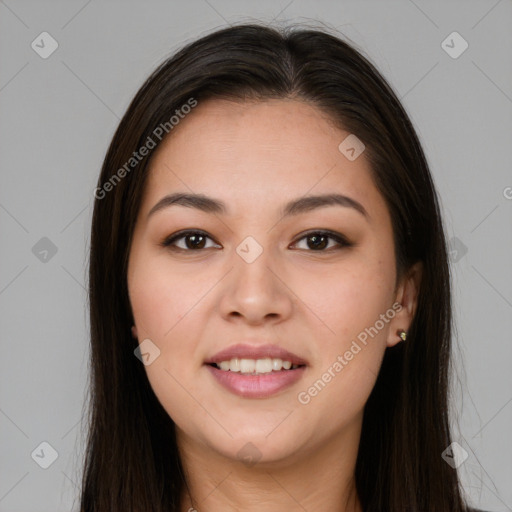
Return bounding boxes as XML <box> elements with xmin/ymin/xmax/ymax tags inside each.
<box><xmin>255</xmin><ymin>358</ymin><xmax>272</xmax><ymax>373</ymax></box>
<box><xmin>272</xmin><ymin>358</ymin><xmax>282</xmax><ymax>371</ymax></box>
<box><xmin>214</xmin><ymin>357</ymin><xmax>300</xmax><ymax>373</ymax></box>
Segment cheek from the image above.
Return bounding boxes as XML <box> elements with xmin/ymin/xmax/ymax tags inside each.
<box><xmin>128</xmin><ymin>246</ymin><xmax>222</xmax><ymax>371</ymax></box>
<box><xmin>292</xmin><ymin>256</ymin><xmax>395</xmax><ymax>415</ymax></box>
<box><xmin>299</xmin><ymin>257</ymin><xmax>395</xmax><ymax>348</ymax></box>
<box><xmin>128</xmin><ymin>254</ymin><xmax>207</xmax><ymax>423</ymax></box>
<box><xmin>129</xmin><ymin>250</ymin><xmax>204</xmax><ymax>340</ymax></box>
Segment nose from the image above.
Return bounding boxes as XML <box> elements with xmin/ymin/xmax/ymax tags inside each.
<box><xmin>218</xmin><ymin>244</ymin><xmax>294</xmax><ymax>326</ymax></box>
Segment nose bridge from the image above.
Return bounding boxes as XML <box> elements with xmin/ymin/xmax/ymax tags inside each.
<box><xmin>234</xmin><ymin>237</ymin><xmax>275</xmax><ymax>289</ymax></box>
<box><xmin>233</xmin><ymin>234</ymin><xmax>279</xmax><ymax>296</ymax></box>
<box><xmin>219</xmin><ymin>234</ymin><xmax>293</xmax><ymax>323</ymax></box>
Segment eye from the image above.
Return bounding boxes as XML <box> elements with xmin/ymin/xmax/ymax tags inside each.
<box><xmin>161</xmin><ymin>229</ymin><xmax>351</xmax><ymax>253</ymax></box>
<box><xmin>161</xmin><ymin>230</ymin><xmax>221</xmax><ymax>251</ymax></box>
<box><xmin>290</xmin><ymin>230</ymin><xmax>351</xmax><ymax>251</ymax></box>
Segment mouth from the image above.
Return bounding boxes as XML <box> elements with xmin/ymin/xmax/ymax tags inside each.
<box><xmin>207</xmin><ymin>357</ymin><xmax>305</xmax><ymax>374</ymax></box>
<box><xmin>204</xmin><ymin>343</ymin><xmax>308</xmax><ymax>398</ymax></box>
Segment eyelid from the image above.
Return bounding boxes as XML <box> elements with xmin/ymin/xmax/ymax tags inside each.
<box><xmin>161</xmin><ymin>229</ymin><xmax>221</xmax><ymax>250</ymax></box>
<box><xmin>161</xmin><ymin>228</ymin><xmax>351</xmax><ymax>252</ymax></box>
<box><xmin>289</xmin><ymin>229</ymin><xmax>351</xmax><ymax>250</ymax></box>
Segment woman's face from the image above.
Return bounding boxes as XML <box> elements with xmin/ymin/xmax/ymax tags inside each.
<box><xmin>127</xmin><ymin>98</ymin><xmax>417</xmax><ymax>466</ymax></box>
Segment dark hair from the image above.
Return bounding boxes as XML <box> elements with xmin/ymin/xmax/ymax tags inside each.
<box><xmin>81</xmin><ymin>23</ymin><xmax>468</xmax><ymax>511</ymax></box>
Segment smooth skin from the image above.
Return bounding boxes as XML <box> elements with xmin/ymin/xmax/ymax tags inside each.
<box><xmin>127</xmin><ymin>98</ymin><xmax>421</xmax><ymax>512</ymax></box>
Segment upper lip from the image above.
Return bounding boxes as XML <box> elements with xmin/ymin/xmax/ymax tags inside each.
<box><xmin>205</xmin><ymin>343</ymin><xmax>308</xmax><ymax>366</ymax></box>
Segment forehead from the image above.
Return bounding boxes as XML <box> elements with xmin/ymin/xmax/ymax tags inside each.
<box><xmin>141</xmin><ymin>98</ymin><xmax>384</xmax><ymax>218</ymax></box>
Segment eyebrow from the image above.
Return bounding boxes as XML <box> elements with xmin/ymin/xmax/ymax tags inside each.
<box><xmin>147</xmin><ymin>192</ymin><xmax>368</xmax><ymax>219</ymax></box>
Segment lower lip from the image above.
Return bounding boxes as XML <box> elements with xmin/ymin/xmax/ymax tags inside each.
<box><xmin>205</xmin><ymin>364</ymin><xmax>306</xmax><ymax>399</ymax></box>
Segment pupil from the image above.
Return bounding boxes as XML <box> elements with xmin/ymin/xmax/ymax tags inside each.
<box><xmin>308</xmin><ymin>234</ymin><xmax>327</xmax><ymax>250</ymax></box>
<box><xmin>187</xmin><ymin>234</ymin><xmax>205</xmax><ymax>249</ymax></box>
<box><xmin>184</xmin><ymin>234</ymin><xmax>328</xmax><ymax>250</ymax></box>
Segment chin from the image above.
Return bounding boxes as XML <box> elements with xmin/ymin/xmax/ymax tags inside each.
<box><xmin>206</xmin><ymin>428</ymin><xmax>306</xmax><ymax>466</ymax></box>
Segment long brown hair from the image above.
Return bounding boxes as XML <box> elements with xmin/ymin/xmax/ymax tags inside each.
<box><xmin>81</xmin><ymin>23</ymin><xmax>469</xmax><ymax>511</ymax></box>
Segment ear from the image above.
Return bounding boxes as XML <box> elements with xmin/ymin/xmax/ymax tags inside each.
<box><xmin>131</xmin><ymin>325</ymin><xmax>138</xmax><ymax>339</ymax></box>
<box><xmin>386</xmin><ymin>262</ymin><xmax>422</xmax><ymax>348</ymax></box>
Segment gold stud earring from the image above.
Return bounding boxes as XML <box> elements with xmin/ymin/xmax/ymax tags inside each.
<box><xmin>398</xmin><ymin>330</ymin><xmax>407</xmax><ymax>342</ymax></box>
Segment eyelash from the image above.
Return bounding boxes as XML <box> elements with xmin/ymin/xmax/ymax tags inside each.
<box><xmin>160</xmin><ymin>229</ymin><xmax>352</xmax><ymax>253</ymax></box>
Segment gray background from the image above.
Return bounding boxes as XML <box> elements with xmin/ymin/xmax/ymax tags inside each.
<box><xmin>1</xmin><ymin>1</ymin><xmax>511</xmax><ymax>511</ymax></box>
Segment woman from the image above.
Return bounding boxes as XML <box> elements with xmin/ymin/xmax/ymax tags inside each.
<box><xmin>81</xmin><ymin>23</ymin><xmax>485</xmax><ymax>511</ymax></box>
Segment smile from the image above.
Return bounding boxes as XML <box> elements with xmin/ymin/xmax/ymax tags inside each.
<box><xmin>205</xmin><ymin>359</ymin><xmax>306</xmax><ymax>399</ymax></box>
<box><xmin>211</xmin><ymin>357</ymin><xmax>301</xmax><ymax>373</ymax></box>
